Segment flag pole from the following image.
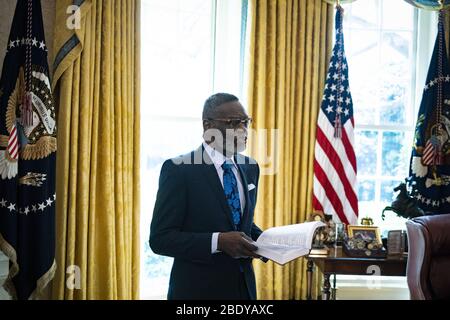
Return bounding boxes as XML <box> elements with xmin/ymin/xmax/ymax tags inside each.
<box><xmin>334</xmin><ymin>3</ymin><xmax>344</xmax><ymax>138</ymax></box>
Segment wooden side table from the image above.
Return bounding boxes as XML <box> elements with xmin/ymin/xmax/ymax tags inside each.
<box><xmin>306</xmin><ymin>246</ymin><xmax>407</xmax><ymax>300</ymax></box>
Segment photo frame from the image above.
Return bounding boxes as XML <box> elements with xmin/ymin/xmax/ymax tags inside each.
<box><xmin>347</xmin><ymin>225</ymin><xmax>382</xmax><ymax>244</ymax></box>
<box><xmin>387</xmin><ymin>230</ymin><xmax>405</xmax><ymax>255</ymax></box>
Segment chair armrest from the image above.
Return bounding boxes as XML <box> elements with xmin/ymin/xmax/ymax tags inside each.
<box><xmin>406</xmin><ymin>220</ymin><xmax>432</xmax><ymax>300</ymax></box>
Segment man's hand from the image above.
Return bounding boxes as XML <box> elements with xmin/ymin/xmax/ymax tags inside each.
<box><xmin>218</xmin><ymin>232</ymin><xmax>259</xmax><ymax>258</ymax></box>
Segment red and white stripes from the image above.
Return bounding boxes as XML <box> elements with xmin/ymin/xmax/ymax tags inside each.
<box><xmin>7</xmin><ymin>124</ymin><xmax>19</xmax><ymax>160</ymax></box>
<box><xmin>313</xmin><ymin>109</ymin><xmax>358</xmax><ymax>225</ymax></box>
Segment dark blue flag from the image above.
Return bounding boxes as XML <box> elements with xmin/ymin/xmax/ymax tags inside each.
<box><xmin>0</xmin><ymin>0</ymin><xmax>56</xmax><ymax>299</ymax></box>
<box><xmin>408</xmin><ymin>10</ymin><xmax>450</xmax><ymax>213</ymax></box>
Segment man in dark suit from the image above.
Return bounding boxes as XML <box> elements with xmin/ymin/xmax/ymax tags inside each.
<box><xmin>150</xmin><ymin>93</ymin><xmax>264</xmax><ymax>300</ymax></box>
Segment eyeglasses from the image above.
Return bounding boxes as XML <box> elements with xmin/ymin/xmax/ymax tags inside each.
<box><xmin>205</xmin><ymin>117</ymin><xmax>253</xmax><ymax>128</ymax></box>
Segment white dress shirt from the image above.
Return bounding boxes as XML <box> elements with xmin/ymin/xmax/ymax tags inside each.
<box><xmin>202</xmin><ymin>142</ymin><xmax>246</xmax><ymax>254</ymax></box>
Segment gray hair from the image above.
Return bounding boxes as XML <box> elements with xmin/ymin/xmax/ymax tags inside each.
<box><xmin>202</xmin><ymin>93</ymin><xmax>239</xmax><ymax>119</ymax></box>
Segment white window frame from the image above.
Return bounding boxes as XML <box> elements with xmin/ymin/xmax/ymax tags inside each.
<box><xmin>345</xmin><ymin>2</ymin><xmax>438</xmax><ymax>227</ymax></box>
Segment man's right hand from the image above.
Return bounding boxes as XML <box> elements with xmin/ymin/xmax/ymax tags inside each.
<box><xmin>217</xmin><ymin>232</ymin><xmax>259</xmax><ymax>258</ymax></box>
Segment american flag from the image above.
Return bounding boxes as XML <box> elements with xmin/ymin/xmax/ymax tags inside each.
<box><xmin>313</xmin><ymin>6</ymin><xmax>358</xmax><ymax>225</ymax></box>
<box><xmin>421</xmin><ymin>135</ymin><xmax>442</xmax><ymax>166</ymax></box>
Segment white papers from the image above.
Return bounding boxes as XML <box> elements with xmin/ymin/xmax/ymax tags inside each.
<box><xmin>251</xmin><ymin>221</ymin><xmax>326</xmax><ymax>265</ymax></box>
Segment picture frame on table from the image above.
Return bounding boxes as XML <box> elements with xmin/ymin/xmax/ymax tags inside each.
<box><xmin>347</xmin><ymin>225</ymin><xmax>382</xmax><ymax>245</ymax></box>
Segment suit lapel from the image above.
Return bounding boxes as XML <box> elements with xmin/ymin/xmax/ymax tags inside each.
<box><xmin>197</xmin><ymin>146</ymin><xmax>235</xmax><ymax>229</ymax></box>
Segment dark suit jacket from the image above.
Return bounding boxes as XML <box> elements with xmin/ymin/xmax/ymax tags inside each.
<box><xmin>149</xmin><ymin>145</ymin><xmax>263</xmax><ymax>300</ymax></box>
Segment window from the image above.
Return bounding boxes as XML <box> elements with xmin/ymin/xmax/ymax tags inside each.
<box><xmin>140</xmin><ymin>0</ymin><xmax>246</xmax><ymax>299</ymax></box>
<box><xmin>343</xmin><ymin>0</ymin><xmax>437</xmax><ymax>232</ymax></box>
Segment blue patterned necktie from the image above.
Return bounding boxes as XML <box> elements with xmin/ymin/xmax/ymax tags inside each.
<box><xmin>222</xmin><ymin>160</ymin><xmax>241</xmax><ymax>230</ymax></box>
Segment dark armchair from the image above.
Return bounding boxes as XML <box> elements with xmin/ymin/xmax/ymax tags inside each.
<box><xmin>406</xmin><ymin>214</ymin><xmax>450</xmax><ymax>299</ymax></box>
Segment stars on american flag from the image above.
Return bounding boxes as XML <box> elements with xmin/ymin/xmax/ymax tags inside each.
<box><xmin>323</xmin><ymin>60</ymin><xmax>353</xmax><ymax>118</ymax></box>
<box><xmin>0</xmin><ymin>194</ymin><xmax>56</xmax><ymax>215</ymax></box>
<box><xmin>326</xmin><ymin>105</ymin><xmax>333</xmax><ymax>113</ymax></box>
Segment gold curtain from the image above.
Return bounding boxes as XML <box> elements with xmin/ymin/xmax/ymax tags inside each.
<box><xmin>247</xmin><ymin>0</ymin><xmax>333</xmax><ymax>300</ymax></box>
<box><xmin>50</xmin><ymin>0</ymin><xmax>141</xmax><ymax>299</ymax></box>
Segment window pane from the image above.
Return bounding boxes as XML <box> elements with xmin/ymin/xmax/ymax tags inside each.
<box><xmin>358</xmin><ymin>180</ymin><xmax>376</xmax><ymax>201</ymax></box>
<box><xmin>343</xmin><ymin>0</ymin><xmax>420</xmax><ymax>231</ymax></box>
<box><xmin>141</xmin><ymin>0</ymin><xmax>213</xmax><ymax>118</ymax></box>
<box><xmin>381</xmin><ymin>131</ymin><xmax>411</xmax><ymax>177</ymax></box>
<box><xmin>347</xmin><ymin>30</ymin><xmax>380</xmax><ymax>125</ymax></box>
<box><xmin>381</xmin><ymin>180</ymin><xmax>402</xmax><ymax>202</ymax></box>
<box><xmin>381</xmin><ymin>0</ymin><xmax>414</xmax><ymax>31</ymax></box>
<box><xmin>355</xmin><ymin>130</ymin><xmax>378</xmax><ymax>175</ymax></box>
<box><xmin>379</xmin><ymin>31</ymin><xmax>413</xmax><ymax>125</ymax></box>
<box><xmin>345</xmin><ymin>0</ymin><xmax>378</xmax><ymax>30</ymax></box>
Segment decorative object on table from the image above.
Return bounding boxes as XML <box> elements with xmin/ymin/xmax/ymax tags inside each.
<box><xmin>382</xmin><ymin>181</ymin><xmax>425</xmax><ymax>220</ymax></box>
<box><xmin>323</xmin><ymin>214</ymin><xmax>337</xmax><ymax>245</ymax></box>
<box><xmin>360</xmin><ymin>216</ymin><xmax>374</xmax><ymax>226</ymax></box>
<box><xmin>308</xmin><ymin>212</ymin><xmax>338</xmax><ymax>250</ymax></box>
<box><xmin>308</xmin><ymin>211</ymin><xmax>329</xmax><ymax>255</ymax></box>
<box><xmin>309</xmin><ymin>211</ymin><xmax>325</xmax><ymax>223</ymax></box>
<box><xmin>343</xmin><ymin>236</ymin><xmax>386</xmax><ymax>258</ymax></box>
<box><xmin>387</xmin><ymin>230</ymin><xmax>407</xmax><ymax>255</ymax></box>
<box><xmin>343</xmin><ymin>225</ymin><xmax>386</xmax><ymax>257</ymax></box>
<box><xmin>347</xmin><ymin>225</ymin><xmax>382</xmax><ymax>244</ymax></box>
<box><xmin>311</xmin><ymin>227</ymin><xmax>329</xmax><ymax>255</ymax></box>
<box><xmin>335</xmin><ymin>222</ymin><xmax>346</xmax><ymax>246</ymax></box>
